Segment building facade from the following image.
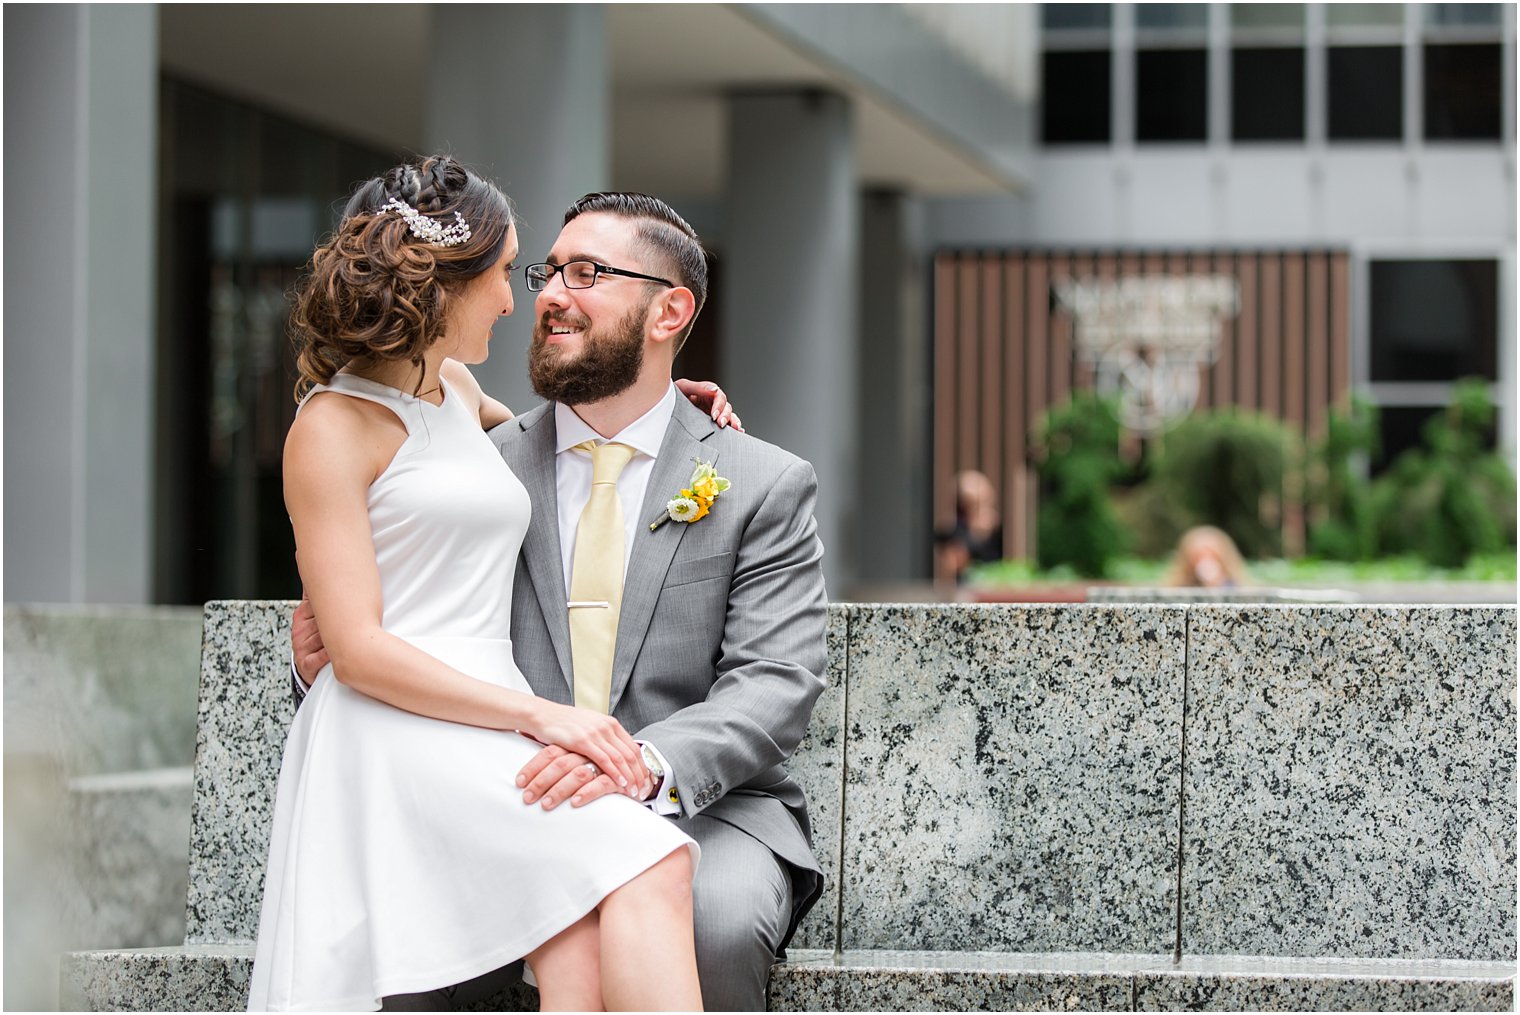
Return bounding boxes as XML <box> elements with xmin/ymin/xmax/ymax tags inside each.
<box><xmin>3</xmin><ymin>4</ymin><xmax>1512</xmax><ymax>605</ymax></box>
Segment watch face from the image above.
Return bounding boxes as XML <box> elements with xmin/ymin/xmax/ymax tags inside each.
<box><xmin>640</xmin><ymin>745</ymin><xmax>663</xmax><ymax>779</ymax></box>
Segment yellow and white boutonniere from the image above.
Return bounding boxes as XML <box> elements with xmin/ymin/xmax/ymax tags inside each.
<box><xmin>650</xmin><ymin>459</ymin><xmax>731</xmax><ymax>531</ymax></box>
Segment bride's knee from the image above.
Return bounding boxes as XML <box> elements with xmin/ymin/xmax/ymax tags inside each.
<box><xmin>620</xmin><ymin>848</ymin><xmax>694</xmax><ymax>907</ymax></box>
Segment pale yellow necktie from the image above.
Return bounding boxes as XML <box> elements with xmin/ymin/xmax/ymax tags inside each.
<box><xmin>568</xmin><ymin>440</ymin><xmax>636</xmax><ymax>713</ymax></box>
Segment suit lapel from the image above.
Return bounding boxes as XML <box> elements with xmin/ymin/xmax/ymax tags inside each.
<box><xmin>507</xmin><ymin>406</ymin><xmax>575</xmax><ymax>695</ymax></box>
<box><xmin>609</xmin><ymin>399</ymin><xmax>717</xmax><ymax>712</ymax></box>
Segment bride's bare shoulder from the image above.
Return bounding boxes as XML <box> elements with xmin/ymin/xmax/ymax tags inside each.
<box><xmin>441</xmin><ymin>359</ymin><xmax>484</xmax><ymax>401</ymax></box>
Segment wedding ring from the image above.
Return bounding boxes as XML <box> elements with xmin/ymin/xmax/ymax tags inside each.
<box><xmin>585</xmin><ymin>762</ymin><xmax>600</xmax><ymax>777</ymax></box>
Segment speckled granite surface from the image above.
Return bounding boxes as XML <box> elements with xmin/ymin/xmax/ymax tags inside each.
<box><xmin>840</xmin><ymin>605</ymin><xmax>1187</xmax><ymax>953</ymax></box>
<box><xmin>769</xmin><ymin>951</ymin><xmax>1514</xmax><ymax>1013</ymax></box>
<box><xmin>61</xmin><ymin>944</ymin><xmax>253</xmax><ymax>1012</ymax></box>
<box><xmin>184</xmin><ymin>601</ymin><xmax>297</xmax><ymax>943</ymax></box>
<box><xmin>68</xmin><ymin>602</ymin><xmax>1517</xmax><ymax>1013</ymax></box>
<box><xmin>1181</xmin><ymin>607</ymin><xmax>1517</xmax><ymax>962</ymax></box>
<box><xmin>1133</xmin><ymin>954</ymin><xmax>1517</xmax><ymax>1011</ymax></box>
<box><xmin>769</xmin><ymin>949</ymin><xmax>1143</xmax><ymax>1011</ymax></box>
<box><xmin>63</xmin><ymin>946</ymin><xmax>1515</xmax><ymax>1013</ymax></box>
<box><xmin>788</xmin><ymin>607</ymin><xmax>849</xmax><ymax>951</ymax></box>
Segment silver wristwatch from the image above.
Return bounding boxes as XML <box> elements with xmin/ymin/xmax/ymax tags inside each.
<box><xmin>639</xmin><ymin>743</ymin><xmax>665</xmax><ymax>785</ymax></box>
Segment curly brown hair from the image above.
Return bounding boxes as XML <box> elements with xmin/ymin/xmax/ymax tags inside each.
<box><xmin>290</xmin><ymin>156</ymin><xmax>514</xmax><ymax>400</ymax></box>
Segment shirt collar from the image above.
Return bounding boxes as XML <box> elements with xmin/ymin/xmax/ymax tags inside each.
<box><xmin>554</xmin><ymin>382</ymin><xmax>678</xmax><ymax>460</ymax></box>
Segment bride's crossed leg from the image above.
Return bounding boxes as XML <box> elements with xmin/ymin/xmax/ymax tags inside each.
<box><xmin>526</xmin><ymin>847</ymin><xmax>703</xmax><ymax>1012</ymax></box>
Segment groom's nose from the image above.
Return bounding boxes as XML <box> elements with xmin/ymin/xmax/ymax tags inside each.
<box><xmin>535</xmin><ymin>279</ymin><xmax>572</xmax><ymax>316</ymax></box>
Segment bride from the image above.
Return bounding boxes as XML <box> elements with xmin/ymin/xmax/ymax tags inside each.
<box><xmin>248</xmin><ymin>156</ymin><xmax>726</xmax><ymax>1012</ymax></box>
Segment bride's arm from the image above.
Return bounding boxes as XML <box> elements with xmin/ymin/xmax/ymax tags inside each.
<box><xmin>441</xmin><ymin>358</ymin><xmax>513</xmax><ymax>428</ymax></box>
<box><xmin>441</xmin><ymin>359</ymin><xmax>743</xmax><ymax>432</ymax></box>
<box><xmin>283</xmin><ymin>398</ymin><xmax>643</xmax><ymax>789</ymax></box>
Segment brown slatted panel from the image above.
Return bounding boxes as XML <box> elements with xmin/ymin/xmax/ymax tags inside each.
<box><xmin>1307</xmin><ymin>251</ymin><xmax>1329</xmax><ymax>439</ymax></box>
<box><xmin>1236</xmin><ymin>253</ymin><xmax>1259</xmax><ymax>411</ymax></box>
<box><xmin>1213</xmin><ymin>251</ymin><xmax>1235</xmax><ymax>408</ymax></box>
<box><xmin>1283</xmin><ymin>253</ymin><xmax>1306</xmax><ymax>434</ymax></box>
<box><xmin>933</xmin><ymin>254</ymin><xmax>958</xmax><ymax>576</ymax></box>
<box><xmin>1081</xmin><ymin>252</ymin><xmax>1116</xmax><ymax>391</ymax></box>
<box><xmin>1330</xmin><ymin>252</ymin><xmax>1351</xmax><ymax>408</ymax></box>
<box><xmin>1005</xmin><ymin>256</ymin><xmax>1028</xmax><ymax>561</ymax></box>
<box><xmin>1167</xmin><ymin>251</ymin><xmax>1197</xmax><ymax>411</ymax></box>
<box><xmin>956</xmin><ymin>257</ymin><xmax>980</xmax><ymax>473</ymax></box>
<box><xmin>1281</xmin><ymin>252</ymin><xmax>1307</xmax><ymax>556</ymax></box>
<box><xmin>1048</xmin><ymin>251</ymin><xmax>1073</xmax><ymax>411</ymax></box>
<box><xmin>1070</xmin><ymin>253</ymin><xmax>1094</xmax><ymax>392</ymax></box>
<box><xmin>1259</xmin><ymin>254</ymin><xmax>1282</xmax><ymax>419</ymax></box>
<box><xmin>1025</xmin><ymin>256</ymin><xmax>1050</xmax><ymax>563</ymax></box>
<box><xmin>980</xmin><ymin>258</ymin><xmax>1004</xmax><ymax>506</ymax></box>
<box><xmin>932</xmin><ymin>247</ymin><xmax>1355</xmax><ymax>573</ymax></box>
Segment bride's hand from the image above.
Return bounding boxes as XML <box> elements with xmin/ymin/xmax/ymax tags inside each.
<box><xmin>675</xmin><ymin>378</ymin><xmax>743</xmax><ymax>432</ymax></box>
<box><xmin>519</xmin><ymin>701</ymin><xmax>642</xmax><ymax>794</ymax></box>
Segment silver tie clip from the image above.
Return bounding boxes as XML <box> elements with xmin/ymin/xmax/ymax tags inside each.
<box><xmin>567</xmin><ymin>601</ymin><xmax>611</xmax><ymax>609</ymax></box>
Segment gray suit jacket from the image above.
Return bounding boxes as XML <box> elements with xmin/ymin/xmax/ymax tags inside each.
<box><xmin>490</xmin><ymin>396</ymin><xmax>829</xmax><ymax>942</ymax></box>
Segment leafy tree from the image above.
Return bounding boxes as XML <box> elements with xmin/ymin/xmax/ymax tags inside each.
<box><xmin>1373</xmin><ymin>380</ymin><xmax>1516</xmax><ymax>568</ymax></box>
<box><xmin>1148</xmin><ymin>409</ymin><xmax>1296</xmax><ymax>559</ymax></box>
<box><xmin>1307</xmin><ymin>397</ymin><xmax>1381</xmax><ymax>562</ymax></box>
<box><xmin>1032</xmin><ymin>393</ymin><xmax>1129</xmax><ymax>577</ymax></box>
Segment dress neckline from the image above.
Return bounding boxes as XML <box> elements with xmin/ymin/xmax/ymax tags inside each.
<box><xmin>333</xmin><ymin>370</ymin><xmax>450</xmax><ymax>408</ymax></box>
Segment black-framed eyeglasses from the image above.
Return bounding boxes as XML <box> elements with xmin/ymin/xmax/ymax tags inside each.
<box><xmin>524</xmin><ymin>260</ymin><xmax>674</xmax><ymax>292</ymax></box>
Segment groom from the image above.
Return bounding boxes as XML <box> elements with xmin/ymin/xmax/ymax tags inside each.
<box><xmin>295</xmin><ymin>192</ymin><xmax>827</xmax><ymax>1010</ymax></box>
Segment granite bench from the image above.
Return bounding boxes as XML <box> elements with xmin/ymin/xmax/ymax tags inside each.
<box><xmin>64</xmin><ymin>602</ymin><xmax>1517</xmax><ymax>1011</ymax></box>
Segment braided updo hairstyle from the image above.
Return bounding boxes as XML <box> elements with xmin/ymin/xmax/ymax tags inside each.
<box><xmin>290</xmin><ymin>156</ymin><xmax>514</xmax><ymax>400</ymax></box>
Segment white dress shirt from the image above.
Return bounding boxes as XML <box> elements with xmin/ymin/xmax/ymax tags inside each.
<box><xmin>553</xmin><ymin>382</ymin><xmax>681</xmax><ymax>814</ymax></box>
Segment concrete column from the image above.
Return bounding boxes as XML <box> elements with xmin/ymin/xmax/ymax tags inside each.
<box><xmin>3</xmin><ymin>5</ymin><xmax>157</xmax><ymax>604</ymax></box>
<box><xmin>858</xmin><ymin>189</ymin><xmax>932</xmax><ymax>586</ymax></box>
<box><xmin>722</xmin><ymin>91</ymin><xmax>857</xmax><ymax>594</ymax></box>
<box><xmin>425</xmin><ymin>4</ymin><xmax>609</xmax><ymax>414</ymax></box>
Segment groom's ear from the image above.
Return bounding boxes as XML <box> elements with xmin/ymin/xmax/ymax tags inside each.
<box><xmin>647</xmin><ymin>287</ymin><xmax>697</xmax><ymax>348</ymax></box>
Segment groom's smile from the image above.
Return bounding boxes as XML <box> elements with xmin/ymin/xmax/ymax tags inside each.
<box><xmin>537</xmin><ymin>312</ymin><xmax>592</xmax><ymax>347</ymax></box>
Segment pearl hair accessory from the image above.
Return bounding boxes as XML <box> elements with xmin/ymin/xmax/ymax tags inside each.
<box><xmin>380</xmin><ymin>197</ymin><xmax>472</xmax><ymax>248</ymax></box>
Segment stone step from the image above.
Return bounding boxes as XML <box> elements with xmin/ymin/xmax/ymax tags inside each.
<box><xmin>61</xmin><ymin>946</ymin><xmax>1516</xmax><ymax>1012</ymax></box>
<box><xmin>772</xmin><ymin>950</ymin><xmax>1517</xmax><ymax>1011</ymax></box>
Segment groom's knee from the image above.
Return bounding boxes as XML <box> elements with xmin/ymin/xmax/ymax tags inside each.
<box><xmin>683</xmin><ymin>816</ymin><xmax>791</xmax><ymax>1011</ymax></box>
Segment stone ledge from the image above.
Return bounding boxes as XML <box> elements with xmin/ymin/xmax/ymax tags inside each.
<box><xmin>63</xmin><ymin>946</ymin><xmax>1515</xmax><ymax>1012</ymax></box>
<box><xmin>61</xmin><ymin>945</ymin><xmax>253</xmax><ymax>1013</ymax></box>
<box><xmin>768</xmin><ymin>950</ymin><xmax>1516</xmax><ymax>1012</ymax></box>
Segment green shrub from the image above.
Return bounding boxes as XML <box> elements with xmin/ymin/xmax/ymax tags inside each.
<box><xmin>1032</xmin><ymin>393</ymin><xmax>1129</xmax><ymax>577</ymax></box>
<box><xmin>1372</xmin><ymin>380</ymin><xmax>1516</xmax><ymax>568</ymax></box>
<box><xmin>1148</xmin><ymin>409</ymin><xmax>1297</xmax><ymax>559</ymax></box>
<box><xmin>1307</xmin><ymin>397</ymin><xmax>1381</xmax><ymax>562</ymax></box>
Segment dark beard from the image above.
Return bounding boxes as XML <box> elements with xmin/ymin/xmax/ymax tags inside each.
<box><xmin>528</xmin><ymin>299</ymin><xmax>648</xmax><ymax>405</ymax></box>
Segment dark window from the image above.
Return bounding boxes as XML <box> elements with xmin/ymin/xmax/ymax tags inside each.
<box><xmin>1369</xmin><ymin>260</ymin><xmax>1499</xmax><ymax>383</ymax></box>
<box><xmin>1232</xmin><ymin>48</ymin><xmax>1305</xmax><ymax>140</ymax></box>
<box><xmin>1043</xmin><ymin>50</ymin><xmax>1112</xmax><ymax>143</ymax></box>
<box><xmin>1424</xmin><ymin>44</ymin><xmax>1502</xmax><ymax>139</ymax></box>
<box><xmin>1136</xmin><ymin>49</ymin><xmax>1208</xmax><ymax>141</ymax></box>
<box><xmin>1328</xmin><ymin>46</ymin><xmax>1404</xmax><ymax>140</ymax></box>
<box><xmin>158</xmin><ymin>77</ymin><xmax>400</xmax><ymax>604</ymax></box>
<box><xmin>1043</xmin><ymin>3</ymin><xmax>1112</xmax><ymax>30</ymax></box>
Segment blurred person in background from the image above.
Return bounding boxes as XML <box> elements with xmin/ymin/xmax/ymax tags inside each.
<box><xmin>1164</xmin><ymin>525</ymin><xmax>1251</xmax><ymax>588</ymax></box>
<box><xmin>935</xmin><ymin>469</ymin><xmax>1004</xmax><ymax>584</ymax></box>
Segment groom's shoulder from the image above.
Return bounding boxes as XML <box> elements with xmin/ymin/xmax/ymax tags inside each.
<box><xmin>489</xmin><ymin>402</ymin><xmax>553</xmax><ymax>450</ymax></box>
<box><xmin>707</xmin><ymin>423</ymin><xmax>815</xmax><ymax>493</ymax></box>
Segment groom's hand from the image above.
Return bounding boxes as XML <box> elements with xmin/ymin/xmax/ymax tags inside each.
<box><xmin>518</xmin><ymin>745</ymin><xmax>653</xmax><ymax>810</ymax></box>
<box><xmin>292</xmin><ymin>594</ymin><xmax>330</xmax><ymax>687</ymax></box>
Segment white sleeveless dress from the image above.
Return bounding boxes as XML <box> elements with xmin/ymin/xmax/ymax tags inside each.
<box><xmin>247</xmin><ymin>373</ymin><xmax>697</xmax><ymax>1012</ymax></box>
